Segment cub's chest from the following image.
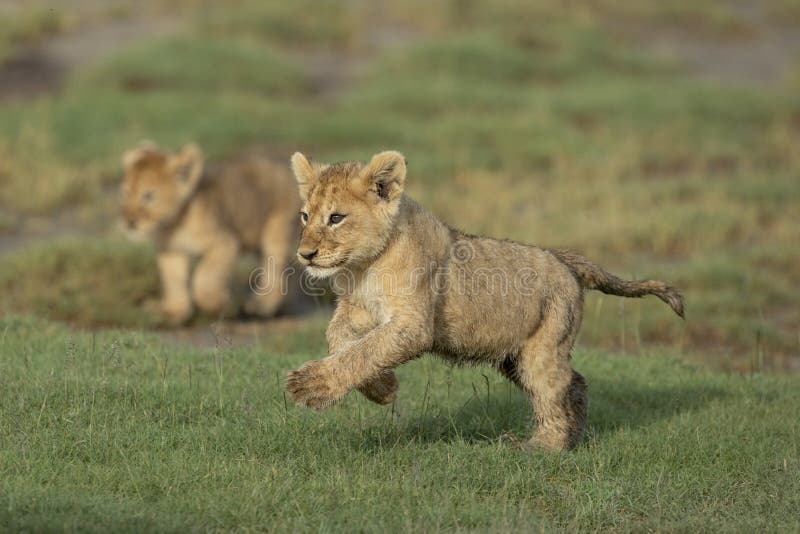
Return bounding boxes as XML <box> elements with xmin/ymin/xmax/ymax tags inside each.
<box><xmin>348</xmin><ymin>276</ymin><xmax>392</xmax><ymax>326</ymax></box>
<box><xmin>164</xmin><ymin>204</ymin><xmax>226</xmax><ymax>256</ymax></box>
<box><xmin>166</xmin><ymin>225</ymin><xmax>205</xmax><ymax>256</ymax></box>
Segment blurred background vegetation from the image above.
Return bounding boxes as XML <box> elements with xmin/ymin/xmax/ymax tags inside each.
<box><xmin>0</xmin><ymin>0</ymin><xmax>798</xmax><ymax>372</ymax></box>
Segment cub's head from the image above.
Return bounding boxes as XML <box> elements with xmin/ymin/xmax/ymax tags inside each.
<box><xmin>290</xmin><ymin>150</ymin><xmax>407</xmax><ymax>278</ymax></box>
<box><xmin>120</xmin><ymin>142</ymin><xmax>204</xmax><ymax>239</ymax></box>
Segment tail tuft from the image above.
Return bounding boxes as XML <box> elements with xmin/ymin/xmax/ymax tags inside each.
<box><xmin>550</xmin><ymin>249</ymin><xmax>685</xmax><ymax>319</ymax></box>
<box><xmin>649</xmin><ymin>282</ymin><xmax>685</xmax><ymax>319</ymax></box>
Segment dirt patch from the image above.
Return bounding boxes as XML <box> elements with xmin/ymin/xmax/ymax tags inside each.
<box><xmin>155</xmin><ymin>312</ymin><xmax>326</xmax><ymax>351</ymax></box>
<box><xmin>0</xmin><ymin>48</ymin><xmax>62</xmax><ymax>100</ymax></box>
<box><xmin>153</xmin><ymin>289</ymin><xmax>332</xmax><ymax>351</ymax></box>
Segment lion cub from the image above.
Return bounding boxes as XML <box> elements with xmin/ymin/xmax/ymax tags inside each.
<box><xmin>285</xmin><ymin>150</ymin><xmax>684</xmax><ymax>451</ymax></box>
<box><xmin>121</xmin><ymin>142</ymin><xmax>300</xmax><ymax>325</ymax></box>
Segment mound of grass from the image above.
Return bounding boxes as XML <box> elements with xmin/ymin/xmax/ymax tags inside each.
<box><xmin>75</xmin><ymin>37</ymin><xmax>310</xmax><ymax>96</ymax></box>
<box><xmin>0</xmin><ymin>238</ymin><xmax>318</xmax><ymax>329</ymax></box>
<box><xmin>375</xmin><ymin>36</ymin><xmax>545</xmax><ymax>83</ymax></box>
<box><xmin>0</xmin><ymin>120</ymin><xmax>102</xmax><ymax>215</ymax></box>
<box><xmin>367</xmin><ymin>32</ymin><xmax>666</xmax><ymax>87</ymax></box>
<box><xmin>0</xmin><ymin>239</ymin><xmax>159</xmax><ymax>328</ymax></box>
<box><xmin>0</xmin><ymin>5</ymin><xmax>74</xmax><ymax>64</ymax></box>
<box><xmin>0</xmin><ymin>317</ymin><xmax>797</xmax><ymax>531</ymax></box>
<box><xmin>195</xmin><ymin>0</ymin><xmax>358</xmax><ymax>50</ymax></box>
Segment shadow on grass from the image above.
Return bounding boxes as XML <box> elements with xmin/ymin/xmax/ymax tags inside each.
<box><xmin>356</xmin><ymin>373</ymin><xmax>728</xmax><ymax>450</ymax></box>
<box><xmin>587</xmin><ymin>375</ymin><xmax>728</xmax><ymax>435</ymax></box>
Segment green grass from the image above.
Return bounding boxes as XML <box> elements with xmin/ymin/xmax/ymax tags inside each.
<box><xmin>0</xmin><ymin>1</ymin><xmax>798</xmax><ymax>529</ymax></box>
<box><xmin>0</xmin><ymin>316</ymin><xmax>798</xmax><ymax>531</ymax></box>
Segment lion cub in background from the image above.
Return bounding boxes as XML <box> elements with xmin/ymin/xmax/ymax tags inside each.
<box><xmin>121</xmin><ymin>142</ymin><xmax>300</xmax><ymax>325</ymax></box>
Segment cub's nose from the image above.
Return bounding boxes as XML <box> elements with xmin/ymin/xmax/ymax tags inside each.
<box><xmin>298</xmin><ymin>249</ymin><xmax>318</xmax><ymax>262</ymax></box>
<box><xmin>126</xmin><ymin>218</ymin><xmax>137</xmax><ymax>230</ymax></box>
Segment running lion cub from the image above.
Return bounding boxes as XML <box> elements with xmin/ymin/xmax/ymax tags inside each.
<box><xmin>121</xmin><ymin>142</ymin><xmax>299</xmax><ymax>325</ymax></box>
<box><xmin>285</xmin><ymin>150</ymin><xmax>684</xmax><ymax>451</ymax></box>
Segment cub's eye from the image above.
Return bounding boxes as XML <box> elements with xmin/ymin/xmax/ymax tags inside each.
<box><xmin>299</xmin><ymin>211</ymin><xmax>309</xmax><ymax>224</ymax></box>
<box><xmin>328</xmin><ymin>213</ymin><xmax>346</xmax><ymax>226</ymax></box>
<box><xmin>141</xmin><ymin>190</ymin><xmax>155</xmax><ymax>204</ymax></box>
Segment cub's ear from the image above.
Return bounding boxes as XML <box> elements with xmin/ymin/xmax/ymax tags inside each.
<box><xmin>361</xmin><ymin>150</ymin><xmax>406</xmax><ymax>202</ymax></box>
<box><xmin>290</xmin><ymin>152</ymin><xmax>318</xmax><ymax>200</ymax></box>
<box><xmin>122</xmin><ymin>140</ymin><xmax>159</xmax><ymax>170</ymax></box>
<box><xmin>169</xmin><ymin>143</ymin><xmax>204</xmax><ymax>191</ymax></box>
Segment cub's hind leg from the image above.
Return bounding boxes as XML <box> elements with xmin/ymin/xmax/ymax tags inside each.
<box><xmin>246</xmin><ymin>211</ymin><xmax>294</xmax><ymax>317</ymax></box>
<box><xmin>515</xmin><ymin>299</ymin><xmax>587</xmax><ymax>451</ymax></box>
<box><xmin>498</xmin><ymin>353</ymin><xmax>523</xmax><ymax>388</ymax></box>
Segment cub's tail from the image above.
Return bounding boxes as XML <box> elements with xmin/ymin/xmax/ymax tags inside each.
<box><xmin>550</xmin><ymin>249</ymin><xmax>684</xmax><ymax>319</ymax></box>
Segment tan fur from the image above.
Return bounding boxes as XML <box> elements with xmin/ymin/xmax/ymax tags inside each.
<box><xmin>286</xmin><ymin>150</ymin><xmax>684</xmax><ymax>451</ymax></box>
<box><xmin>121</xmin><ymin>142</ymin><xmax>300</xmax><ymax>325</ymax></box>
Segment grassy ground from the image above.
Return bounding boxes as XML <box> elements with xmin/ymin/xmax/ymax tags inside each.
<box><xmin>0</xmin><ymin>2</ymin><xmax>799</xmax><ymax>528</ymax></box>
<box><xmin>0</xmin><ymin>316</ymin><xmax>798</xmax><ymax>531</ymax></box>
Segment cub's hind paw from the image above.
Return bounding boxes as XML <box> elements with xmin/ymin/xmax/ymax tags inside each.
<box><xmin>357</xmin><ymin>372</ymin><xmax>399</xmax><ymax>405</ymax></box>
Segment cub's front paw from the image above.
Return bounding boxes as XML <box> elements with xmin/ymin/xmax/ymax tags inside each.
<box><xmin>144</xmin><ymin>298</ymin><xmax>192</xmax><ymax>327</ymax></box>
<box><xmin>194</xmin><ymin>290</ymin><xmax>236</xmax><ymax>319</ymax></box>
<box><xmin>286</xmin><ymin>360</ymin><xmax>347</xmax><ymax>410</ymax></box>
<box><xmin>243</xmin><ymin>294</ymin><xmax>282</xmax><ymax>318</ymax></box>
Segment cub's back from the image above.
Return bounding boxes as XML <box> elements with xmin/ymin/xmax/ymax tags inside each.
<box><xmin>209</xmin><ymin>156</ymin><xmax>301</xmax><ymax>248</ymax></box>
<box><xmin>433</xmin><ymin>234</ymin><xmax>580</xmax><ymax>360</ymax></box>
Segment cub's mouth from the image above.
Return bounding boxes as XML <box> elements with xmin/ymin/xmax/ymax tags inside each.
<box><xmin>120</xmin><ymin>219</ymin><xmax>150</xmax><ymax>241</ymax></box>
<box><xmin>304</xmin><ymin>264</ymin><xmax>343</xmax><ymax>280</ymax></box>
<box><xmin>303</xmin><ymin>257</ymin><xmax>346</xmax><ymax>269</ymax></box>
<box><xmin>300</xmin><ymin>256</ymin><xmax>348</xmax><ymax>279</ymax></box>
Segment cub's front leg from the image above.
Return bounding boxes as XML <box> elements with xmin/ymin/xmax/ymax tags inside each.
<box><xmin>154</xmin><ymin>250</ymin><xmax>192</xmax><ymax>326</ymax></box>
<box><xmin>325</xmin><ymin>301</ymin><xmax>399</xmax><ymax>405</ymax></box>
<box><xmin>191</xmin><ymin>236</ymin><xmax>239</xmax><ymax>317</ymax></box>
<box><xmin>287</xmin><ymin>309</ymin><xmax>431</xmax><ymax>410</ymax></box>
